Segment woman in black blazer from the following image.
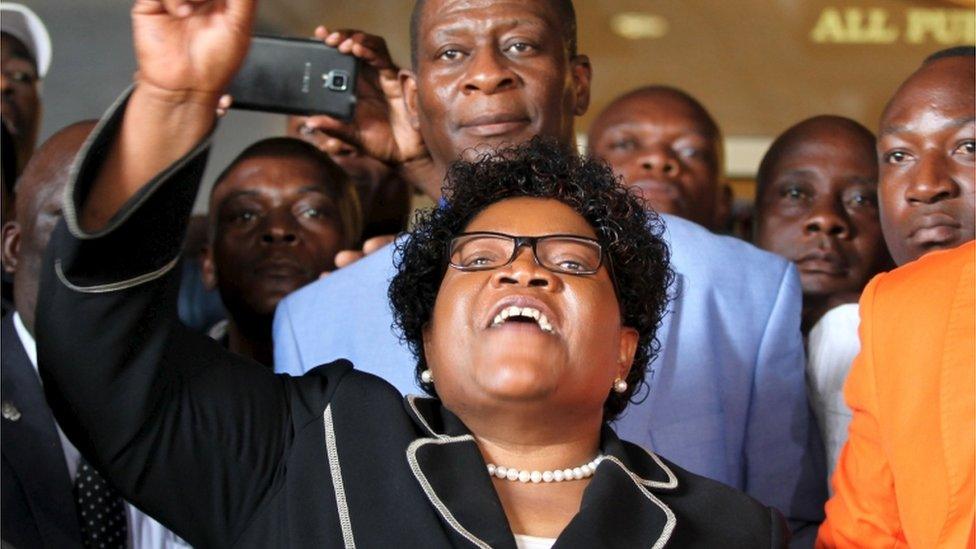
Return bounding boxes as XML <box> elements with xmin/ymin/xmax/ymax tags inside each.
<box><xmin>36</xmin><ymin>1</ymin><xmax>788</xmax><ymax>547</ymax></box>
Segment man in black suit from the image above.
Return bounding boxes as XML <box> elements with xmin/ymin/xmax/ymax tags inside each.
<box><xmin>1</xmin><ymin>121</ymin><xmax>93</xmax><ymax>548</ymax></box>
<box><xmin>1</xmin><ymin>121</ymin><xmax>187</xmax><ymax>548</ymax></box>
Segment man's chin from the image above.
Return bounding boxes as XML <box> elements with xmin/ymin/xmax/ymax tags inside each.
<box><xmin>913</xmin><ymin>235</ymin><xmax>971</xmax><ymax>260</ymax></box>
<box><xmin>454</xmin><ymin>133</ymin><xmax>543</xmax><ymax>161</ymax></box>
<box><xmin>238</xmin><ymin>289</ymin><xmax>302</xmax><ymax>320</ymax></box>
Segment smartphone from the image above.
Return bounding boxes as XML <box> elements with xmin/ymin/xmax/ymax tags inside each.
<box><xmin>226</xmin><ymin>35</ymin><xmax>358</xmax><ymax>120</ymax></box>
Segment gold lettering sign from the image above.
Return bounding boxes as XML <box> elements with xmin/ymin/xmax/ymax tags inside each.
<box><xmin>810</xmin><ymin>7</ymin><xmax>975</xmax><ymax>45</ymax></box>
<box><xmin>905</xmin><ymin>8</ymin><xmax>976</xmax><ymax>44</ymax></box>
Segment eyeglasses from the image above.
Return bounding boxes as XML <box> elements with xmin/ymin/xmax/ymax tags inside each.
<box><xmin>447</xmin><ymin>231</ymin><xmax>608</xmax><ymax>276</ymax></box>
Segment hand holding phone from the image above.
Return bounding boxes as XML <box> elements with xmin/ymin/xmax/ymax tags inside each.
<box><xmin>226</xmin><ymin>36</ymin><xmax>358</xmax><ymax>120</ymax></box>
<box><xmin>309</xmin><ymin>26</ymin><xmax>428</xmax><ymax>166</ymax></box>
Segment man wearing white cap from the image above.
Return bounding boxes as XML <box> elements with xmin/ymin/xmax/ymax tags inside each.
<box><xmin>1</xmin><ymin>3</ymin><xmax>52</xmax><ymax>176</ymax></box>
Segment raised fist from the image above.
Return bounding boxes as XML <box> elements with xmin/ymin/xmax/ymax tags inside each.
<box><xmin>131</xmin><ymin>0</ymin><xmax>255</xmax><ymax>100</ymax></box>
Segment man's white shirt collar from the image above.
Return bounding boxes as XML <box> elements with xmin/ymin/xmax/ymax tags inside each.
<box><xmin>12</xmin><ymin>311</ymin><xmax>38</xmax><ymax>370</ymax></box>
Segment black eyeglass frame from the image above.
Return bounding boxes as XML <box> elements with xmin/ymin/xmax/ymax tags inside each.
<box><xmin>446</xmin><ymin>231</ymin><xmax>618</xmax><ymax>289</ymax></box>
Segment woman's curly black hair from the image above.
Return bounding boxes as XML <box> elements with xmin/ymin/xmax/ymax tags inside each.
<box><xmin>389</xmin><ymin>137</ymin><xmax>673</xmax><ymax>421</ymax></box>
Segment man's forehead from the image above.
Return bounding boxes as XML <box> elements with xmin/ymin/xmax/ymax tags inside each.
<box><xmin>780</xmin><ymin>120</ymin><xmax>873</xmax><ymax>150</ymax></box>
<box><xmin>214</xmin><ymin>158</ymin><xmax>333</xmax><ymax>199</ymax></box>
<box><xmin>594</xmin><ymin>92</ymin><xmax>717</xmax><ymax>139</ymax></box>
<box><xmin>594</xmin><ymin>109</ymin><xmax>716</xmax><ymax>140</ymax></box>
<box><xmin>882</xmin><ymin>59</ymin><xmax>975</xmax><ymax>127</ymax></box>
<box><xmin>880</xmin><ymin>113</ymin><xmax>975</xmax><ymax>138</ymax></box>
<box><xmin>419</xmin><ymin>0</ymin><xmax>559</xmax><ymax>35</ymax></box>
<box><xmin>771</xmin><ymin>140</ymin><xmax>877</xmax><ymax>172</ymax></box>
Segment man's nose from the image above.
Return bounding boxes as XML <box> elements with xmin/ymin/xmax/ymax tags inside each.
<box><xmin>462</xmin><ymin>48</ymin><xmax>517</xmax><ymax>95</ymax></box>
<box><xmin>803</xmin><ymin>199</ymin><xmax>851</xmax><ymax>239</ymax></box>
<box><xmin>906</xmin><ymin>153</ymin><xmax>958</xmax><ymax>205</ymax></box>
<box><xmin>638</xmin><ymin>148</ymin><xmax>681</xmax><ymax>178</ymax></box>
<box><xmin>260</xmin><ymin>210</ymin><xmax>299</xmax><ymax>245</ymax></box>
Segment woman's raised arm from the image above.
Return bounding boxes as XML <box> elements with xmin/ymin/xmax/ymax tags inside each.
<box><xmin>80</xmin><ymin>0</ymin><xmax>253</xmax><ymax>231</ymax></box>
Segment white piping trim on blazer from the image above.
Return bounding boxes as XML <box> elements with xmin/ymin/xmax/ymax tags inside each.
<box><xmin>324</xmin><ymin>405</ymin><xmax>357</xmax><ymax>548</ymax></box>
<box><xmin>406</xmin><ymin>395</ymin><xmax>448</xmax><ymax>439</ymax></box>
<box><xmin>55</xmin><ymin>255</ymin><xmax>180</xmax><ymax>294</ymax></box>
<box><xmin>406</xmin><ymin>436</ymin><xmax>492</xmax><ymax>549</ymax></box>
<box><xmin>602</xmin><ymin>456</ymin><xmax>677</xmax><ymax>548</ymax></box>
<box><xmin>61</xmin><ymin>86</ymin><xmax>215</xmax><ymax>241</ymax></box>
<box><xmin>633</xmin><ymin>447</ymin><xmax>679</xmax><ymax>489</ymax></box>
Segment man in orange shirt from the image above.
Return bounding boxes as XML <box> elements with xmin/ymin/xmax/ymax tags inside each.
<box><xmin>818</xmin><ymin>46</ymin><xmax>975</xmax><ymax>548</ymax></box>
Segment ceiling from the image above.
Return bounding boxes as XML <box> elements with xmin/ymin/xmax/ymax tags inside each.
<box><xmin>254</xmin><ymin>0</ymin><xmax>974</xmax><ymax>145</ymax></box>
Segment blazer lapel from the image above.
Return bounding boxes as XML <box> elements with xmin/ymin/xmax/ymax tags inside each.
<box><xmin>1</xmin><ymin>315</ymin><xmax>84</xmax><ymax>547</ymax></box>
<box><xmin>405</xmin><ymin>397</ymin><xmax>516</xmax><ymax>549</ymax></box>
<box><xmin>405</xmin><ymin>399</ymin><xmax>680</xmax><ymax>548</ymax></box>
<box><xmin>555</xmin><ymin>427</ymin><xmax>678</xmax><ymax>548</ymax></box>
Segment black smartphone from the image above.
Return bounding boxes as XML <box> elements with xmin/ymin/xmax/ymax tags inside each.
<box><xmin>226</xmin><ymin>35</ymin><xmax>358</xmax><ymax>120</ymax></box>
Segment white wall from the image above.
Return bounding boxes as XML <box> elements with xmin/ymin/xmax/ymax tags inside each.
<box><xmin>26</xmin><ymin>0</ymin><xmax>286</xmax><ymax>212</ymax></box>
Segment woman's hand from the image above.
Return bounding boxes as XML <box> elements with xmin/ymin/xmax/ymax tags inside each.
<box><xmin>132</xmin><ymin>0</ymin><xmax>255</xmax><ymax>102</ymax></box>
<box><xmin>80</xmin><ymin>0</ymin><xmax>257</xmax><ymax>231</ymax></box>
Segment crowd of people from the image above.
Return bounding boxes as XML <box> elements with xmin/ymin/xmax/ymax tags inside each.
<box><xmin>0</xmin><ymin>0</ymin><xmax>973</xmax><ymax>548</ymax></box>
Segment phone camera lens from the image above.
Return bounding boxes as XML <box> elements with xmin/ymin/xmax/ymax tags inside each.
<box><xmin>324</xmin><ymin>70</ymin><xmax>349</xmax><ymax>91</ymax></box>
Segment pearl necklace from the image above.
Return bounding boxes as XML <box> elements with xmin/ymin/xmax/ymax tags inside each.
<box><xmin>486</xmin><ymin>455</ymin><xmax>605</xmax><ymax>483</ymax></box>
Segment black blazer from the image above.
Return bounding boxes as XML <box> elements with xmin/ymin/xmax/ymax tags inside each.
<box><xmin>36</xmin><ymin>91</ymin><xmax>788</xmax><ymax>548</ymax></box>
<box><xmin>1</xmin><ymin>314</ymin><xmax>83</xmax><ymax>548</ymax></box>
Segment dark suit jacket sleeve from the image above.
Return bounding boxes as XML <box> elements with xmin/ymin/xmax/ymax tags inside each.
<box><xmin>34</xmin><ymin>90</ymin><xmax>325</xmax><ymax>548</ymax></box>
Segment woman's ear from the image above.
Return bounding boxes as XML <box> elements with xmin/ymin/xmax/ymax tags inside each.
<box><xmin>616</xmin><ymin>326</ymin><xmax>639</xmax><ymax>380</ymax></box>
<box><xmin>421</xmin><ymin>321</ymin><xmax>433</xmax><ymax>363</ymax></box>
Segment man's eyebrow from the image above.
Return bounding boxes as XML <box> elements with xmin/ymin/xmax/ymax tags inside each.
<box><xmin>842</xmin><ymin>175</ymin><xmax>879</xmax><ymax>187</ymax></box>
<box><xmin>297</xmin><ymin>185</ymin><xmax>332</xmax><ymax>195</ymax></box>
<box><xmin>880</xmin><ymin>116</ymin><xmax>976</xmax><ymax>137</ymax></box>
<box><xmin>600</xmin><ymin>122</ymin><xmax>714</xmax><ymax>140</ymax></box>
<box><xmin>429</xmin><ymin>18</ymin><xmax>547</xmax><ymax>41</ymax></box>
<box><xmin>218</xmin><ymin>189</ymin><xmax>261</xmax><ymax>201</ymax></box>
<box><xmin>775</xmin><ymin>167</ymin><xmax>817</xmax><ymax>180</ymax></box>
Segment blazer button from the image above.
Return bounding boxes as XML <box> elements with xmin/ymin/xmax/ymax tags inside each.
<box><xmin>2</xmin><ymin>401</ymin><xmax>22</xmax><ymax>422</ymax></box>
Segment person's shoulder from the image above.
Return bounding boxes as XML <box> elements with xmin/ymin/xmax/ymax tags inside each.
<box><xmin>297</xmin><ymin>360</ymin><xmax>401</xmax><ymax>394</ymax></box>
<box><xmin>659</xmin><ymin>214</ymin><xmax>790</xmax><ymax>279</ymax></box>
<box><xmin>278</xmin><ymin>242</ymin><xmax>398</xmax><ymax>313</ymax></box>
<box><xmin>872</xmin><ymin>240</ymin><xmax>974</xmax><ymax>297</ymax></box>
<box><xmin>653</xmin><ymin>453</ymin><xmax>788</xmax><ymax>545</ymax></box>
<box><xmin>657</xmin><ymin>451</ymin><xmax>771</xmax><ymax>509</ymax></box>
<box><xmin>286</xmin><ymin>360</ymin><xmax>407</xmax><ymax>424</ymax></box>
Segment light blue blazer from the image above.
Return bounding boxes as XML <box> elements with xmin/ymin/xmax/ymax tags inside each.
<box><xmin>273</xmin><ymin>213</ymin><xmax>826</xmax><ymax>539</ymax></box>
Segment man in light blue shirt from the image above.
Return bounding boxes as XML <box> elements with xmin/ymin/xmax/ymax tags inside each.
<box><xmin>274</xmin><ymin>0</ymin><xmax>825</xmax><ymax>542</ymax></box>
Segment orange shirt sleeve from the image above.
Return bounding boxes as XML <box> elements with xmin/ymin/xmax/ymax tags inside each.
<box><xmin>817</xmin><ymin>275</ymin><xmax>908</xmax><ymax>548</ymax></box>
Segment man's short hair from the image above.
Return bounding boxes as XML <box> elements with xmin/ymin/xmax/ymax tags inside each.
<box><xmin>408</xmin><ymin>0</ymin><xmax>578</xmax><ymax>68</ymax></box>
<box><xmin>924</xmin><ymin>46</ymin><xmax>976</xmax><ymax>64</ymax></box>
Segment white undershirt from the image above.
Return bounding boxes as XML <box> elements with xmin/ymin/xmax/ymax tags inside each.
<box><xmin>11</xmin><ymin>312</ymin><xmax>191</xmax><ymax>549</ymax></box>
<box><xmin>514</xmin><ymin>534</ymin><xmax>557</xmax><ymax>549</ymax></box>
<box><xmin>806</xmin><ymin>303</ymin><xmax>860</xmax><ymax>494</ymax></box>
